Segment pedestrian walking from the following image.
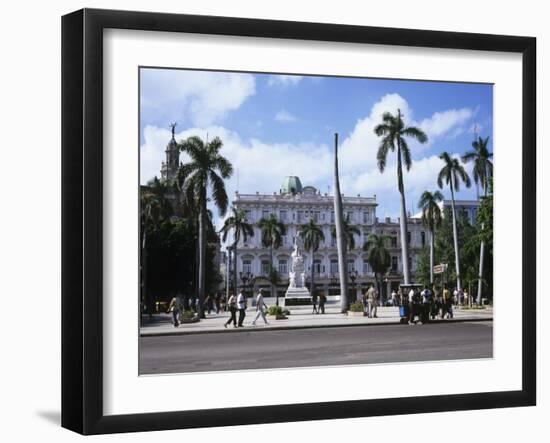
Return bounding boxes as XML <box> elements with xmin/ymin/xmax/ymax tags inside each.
<box><xmin>362</xmin><ymin>290</ymin><xmax>369</xmax><ymax>317</ymax></box>
<box><xmin>408</xmin><ymin>287</ymin><xmax>417</xmax><ymax>325</ymax></box>
<box><xmin>391</xmin><ymin>289</ymin><xmax>398</xmax><ymax>307</ymax></box>
<box><xmin>312</xmin><ymin>293</ymin><xmax>319</xmax><ymax>314</ymax></box>
<box><xmin>167</xmin><ymin>294</ymin><xmax>183</xmax><ymax>327</ymax></box>
<box><xmin>251</xmin><ymin>289</ymin><xmax>269</xmax><ymax>326</ymax></box>
<box><xmin>319</xmin><ymin>293</ymin><xmax>326</xmax><ymax>314</ymax></box>
<box><xmin>367</xmin><ymin>284</ymin><xmax>378</xmax><ymax>318</ymax></box>
<box><xmin>237</xmin><ymin>290</ymin><xmax>247</xmax><ymax>327</ymax></box>
<box><xmin>224</xmin><ymin>293</ymin><xmax>237</xmax><ymax>328</ymax></box>
<box><xmin>214</xmin><ymin>293</ymin><xmax>221</xmax><ymax>314</ymax></box>
<box><xmin>204</xmin><ymin>294</ymin><xmax>212</xmax><ymax>315</ymax></box>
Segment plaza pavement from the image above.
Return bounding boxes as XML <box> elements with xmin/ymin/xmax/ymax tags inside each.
<box><xmin>140</xmin><ymin>305</ymin><xmax>493</xmax><ymax>337</ymax></box>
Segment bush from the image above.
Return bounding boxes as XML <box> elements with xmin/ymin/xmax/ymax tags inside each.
<box><xmin>181</xmin><ymin>310</ymin><xmax>196</xmax><ymax>319</ymax></box>
<box><xmin>267</xmin><ymin>305</ymin><xmax>284</xmax><ymax>316</ymax></box>
<box><xmin>349</xmin><ymin>302</ymin><xmax>364</xmax><ymax>312</ymax></box>
<box><xmin>282</xmin><ymin>308</ymin><xmax>291</xmax><ymax>316</ymax></box>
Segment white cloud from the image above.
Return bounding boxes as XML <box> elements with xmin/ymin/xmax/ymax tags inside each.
<box><xmin>274</xmin><ymin>110</ymin><xmax>297</xmax><ymax>123</ymax></box>
<box><xmin>140</xmin><ymin>92</ymin><xmax>477</xmax><ymax>229</ymax></box>
<box><xmin>419</xmin><ymin>108</ymin><xmax>473</xmax><ymax>139</ymax></box>
<box><xmin>141</xmin><ymin>69</ymin><xmax>256</xmax><ymax>127</ymax></box>
<box><xmin>267</xmin><ymin>75</ymin><xmax>303</xmax><ymax>87</ymax></box>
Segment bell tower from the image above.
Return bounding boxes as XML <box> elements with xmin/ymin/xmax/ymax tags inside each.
<box><xmin>160</xmin><ymin>122</ymin><xmax>180</xmax><ymax>182</ymax></box>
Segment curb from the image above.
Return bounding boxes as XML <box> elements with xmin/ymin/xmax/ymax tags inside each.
<box><xmin>140</xmin><ymin>316</ymin><xmax>493</xmax><ymax>338</ymax></box>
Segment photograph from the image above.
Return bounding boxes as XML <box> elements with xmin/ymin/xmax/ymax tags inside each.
<box><xmin>138</xmin><ymin>68</ymin><xmax>494</xmax><ymax>375</ymax></box>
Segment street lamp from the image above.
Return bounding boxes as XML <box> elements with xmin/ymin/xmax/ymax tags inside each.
<box><xmin>349</xmin><ymin>269</ymin><xmax>358</xmax><ymax>302</ymax></box>
<box><xmin>240</xmin><ymin>271</ymin><xmax>253</xmax><ymax>296</ymax></box>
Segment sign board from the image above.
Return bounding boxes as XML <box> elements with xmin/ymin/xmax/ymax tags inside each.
<box><xmin>433</xmin><ymin>263</ymin><xmax>448</xmax><ymax>274</ymax></box>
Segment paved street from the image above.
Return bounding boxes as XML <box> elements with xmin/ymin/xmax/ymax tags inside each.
<box><xmin>139</xmin><ymin>320</ymin><xmax>493</xmax><ymax>374</ymax></box>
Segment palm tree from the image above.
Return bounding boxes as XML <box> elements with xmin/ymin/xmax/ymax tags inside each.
<box><xmin>220</xmin><ymin>207</ymin><xmax>254</xmax><ymax>299</ymax></box>
<box><xmin>331</xmin><ymin>215</ymin><xmax>361</xmax><ymax>251</ymax></box>
<box><xmin>257</xmin><ymin>214</ymin><xmax>287</xmax><ymax>305</ymax></box>
<box><xmin>333</xmin><ymin>133</ymin><xmax>349</xmax><ymax>313</ymax></box>
<box><xmin>418</xmin><ymin>190</ymin><xmax>444</xmax><ymax>285</ymax></box>
<box><xmin>178</xmin><ymin>135</ymin><xmax>233</xmax><ymax>318</ymax></box>
<box><xmin>374</xmin><ymin>109</ymin><xmax>428</xmax><ymax>284</ymax></box>
<box><xmin>462</xmin><ymin>136</ymin><xmax>493</xmax><ymax>304</ymax></box>
<box><xmin>437</xmin><ymin>151</ymin><xmax>472</xmax><ymax>292</ymax></box>
<box><xmin>140</xmin><ymin>177</ymin><xmax>172</xmax><ymax>319</ymax></box>
<box><xmin>363</xmin><ymin>233</ymin><xmax>391</xmax><ymax>299</ymax></box>
<box><xmin>300</xmin><ymin>219</ymin><xmax>325</xmax><ymax>300</ymax></box>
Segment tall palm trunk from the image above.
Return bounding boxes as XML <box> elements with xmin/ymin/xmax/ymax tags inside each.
<box><xmin>270</xmin><ymin>243</ymin><xmax>278</xmax><ymax>306</ymax></box>
<box><xmin>232</xmin><ymin>241</ymin><xmax>238</xmax><ymax>299</ymax></box>
<box><xmin>310</xmin><ymin>254</ymin><xmax>315</xmax><ymax>299</ymax></box>
<box><xmin>477</xmin><ymin>173</ymin><xmax>488</xmax><ymax>304</ymax></box>
<box><xmin>397</xmin><ymin>134</ymin><xmax>411</xmax><ymax>284</ymax></box>
<box><xmin>429</xmin><ymin>229</ymin><xmax>435</xmax><ymax>285</ymax></box>
<box><xmin>449</xmin><ymin>181</ymin><xmax>462</xmax><ymax>292</ymax></box>
<box><xmin>197</xmin><ymin>193</ymin><xmax>207</xmax><ymax>319</ymax></box>
<box><xmin>333</xmin><ymin>133</ymin><xmax>349</xmax><ymax>313</ymax></box>
<box><xmin>141</xmin><ymin>229</ymin><xmax>150</xmax><ymax>320</ymax></box>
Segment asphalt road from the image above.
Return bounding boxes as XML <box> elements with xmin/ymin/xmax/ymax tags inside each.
<box><xmin>139</xmin><ymin>321</ymin><xmax>493</xmax><ymax>375</ymax></box>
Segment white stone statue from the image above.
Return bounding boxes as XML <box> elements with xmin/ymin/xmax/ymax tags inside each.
<box><xmin>284</xmin><ymin>231</ymin><xmax>310</xmax><ymax>304</ymax></box>
<box><xmin>289</xmin><ymin>272</ymin><xmax>296</xmax><ymax>288</ymax></box>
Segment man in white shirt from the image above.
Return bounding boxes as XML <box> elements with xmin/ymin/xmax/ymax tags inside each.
<box><xmin>408</xmin><ymin>288</ymin><xmax>416</xmax><ymax>325</ymax></box>
<box><xmin>391</xmin><ymin>290</ymin><xmax>398</xmax><ymax>306</ymax></box>
<box><xmin>237</xmin><ymin>291</ymin><xmax>247</xmax><ymax>327</ymax></box>
<box><xmin>251</xmin><ymin>288</ymin><xmax>269</xmax><ymax>326</ymax></box>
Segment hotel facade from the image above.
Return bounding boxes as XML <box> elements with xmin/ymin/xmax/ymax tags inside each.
<box><xmin>231</xmin><ymin>175</ymin><xmax>448</xmax><ymax>300</ymax></box>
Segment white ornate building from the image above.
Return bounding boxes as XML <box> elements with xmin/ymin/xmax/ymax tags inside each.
<box><xmin>230</xmin><ymin>175</ymin><xmax>440</xmax><ymax>300</ymax></box>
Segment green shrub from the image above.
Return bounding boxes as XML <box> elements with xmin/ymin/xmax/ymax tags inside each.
<box><xmin>267</xmin><ymin>305</ymin><xmax>284</xmax><ymax>316</ymax></box>
<box><xmin>282</xmin><ymin>308</ymin><xmax>291</xmax><ymax>316</ymax></box>
<box><xmin>349</xmin><ymin>302</ymin><xmax>364</xmax><ymax>312</ymax></box>
<box><xmin>181</xmin><ymin>310</ymin><xmax>196</xmax><ymax>319</ymax></box>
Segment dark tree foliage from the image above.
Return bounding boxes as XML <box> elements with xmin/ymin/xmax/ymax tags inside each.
<box><xmin>140</xmin><ymin>190</ymin><xmax>222</xmax><ymax>312</ymax></box>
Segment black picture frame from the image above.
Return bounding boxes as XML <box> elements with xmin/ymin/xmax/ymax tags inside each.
<box><xmin>62</xmin><ymin>8</ymin><xmax>536</xmax><ymax>435</ymax></box>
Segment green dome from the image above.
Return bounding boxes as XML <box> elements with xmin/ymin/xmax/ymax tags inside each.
<box><xmin>280</xmin><ymin>176</ymin><xmax>303</xmax><ymax>195</ymax></box>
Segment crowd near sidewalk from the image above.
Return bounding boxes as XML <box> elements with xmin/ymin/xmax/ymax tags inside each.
<box><xmin>142</xmin><ymin>287</ymin><xmax>492</xmax><ymax>336</ymax></box>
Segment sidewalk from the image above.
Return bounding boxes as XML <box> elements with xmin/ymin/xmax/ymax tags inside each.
<box><xmin>140</xmin><ymin>306</ymin><xmax>493</xmax><ymax>337</ymax></box>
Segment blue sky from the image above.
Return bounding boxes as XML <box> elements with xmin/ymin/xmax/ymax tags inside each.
<box><xmin>140</xmin><ymin>68</ymin><xmax>493</xmax><ymax>227</ymax></box>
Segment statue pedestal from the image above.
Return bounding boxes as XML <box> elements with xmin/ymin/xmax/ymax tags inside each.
<box><xmin>283</xmin><ymin>287</ymin><xmax>311</xmax><ymax>306</ymax></box>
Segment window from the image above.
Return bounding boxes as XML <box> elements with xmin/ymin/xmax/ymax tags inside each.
<box><xmin>244</xmin><ymin>209</ymin><xmax>252</xmax><ymax>221</ymax></box>
<box><xmin>297</xmin><ymin>211</ymin><xmax>304</xmax><ymax>223</ymax></box>
<box><xmin>363</xmin><ymin>231</ymin><xmax>369</xmax><ymax>244</ymax></box>
<box><xmin>321</xmin><ymin>212</ymin><xmax>326</xmax><ymax>221</ymax></box>
<box><xmin>330</xmin><ymin>259</ymin><xmax>339</xmax><ymax>274</ymax></box>
<box><xmin>347</xmin><ymin>211</ymin><xmax>354</xmax><ymax>222</ymax></box>
<box><xmin>280</xmin><ymin>210</ymin><xmax>287</xmax><ymax>221</ymax></box>
<box><xmin>261</xmin><ymin>260</ymin><xmax>270</xmax><ymax>275</ymax></box>
<box><xmin>363</xmin><ymin>211</ymin><xmax>373</xmax><ymax>224</ymax></box>
<box><xmin>242</xmin><ymin>259</ymin><xmax>252</xmax><ymax>274</ymax></box>
<box><xmin>278</xmin><ymin>260</ymin><xmax>288</xmax><ymax>275</ymax></box>
<box><xmin>313</xmin><ymin>259</ymin><xmax>322</xmax><ymax>275</ymax></box>
<box><xmin>262</xmin><ymin>210</ymin><xmax>269</xmax><ymax>219</ymax></box>
<box><xmin>421</xmin><ymin>231</ymin><xmax>426</xmax><ymax>246</ymax></box>
<box><xmin>330</xmin><ymin>211</ymin><xmax>335</xmax><ymax>223</ymax></box>
<box><xmin>314</xmin><ymin>211</ymin><xmax>321</xmax><ymax>222</ymax></box>
<box><xmin>407</xmin><ymin>231</ymin><xmax>411</xmax><ymax>245</ymax></box>
<box><xmin>390</xmin><ymin>237</ymin><xmax>397</xmax><ymax>248</ymax></box>
<box><xmin>347</xmin><ymin>259</ymin><xmax>355</xmax><ymax>272</ymax></box>
<box><xmin>391</xmin><ymin>256</ymin><xmax>398</xmax><ymax>272</ymax></box>
<box><xmin>363</xmin><ymin>260</ymin><xmax>372</xmax><ymax>275</ymax></box>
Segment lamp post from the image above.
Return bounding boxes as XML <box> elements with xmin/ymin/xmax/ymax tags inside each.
<box><xmin>349</xmin><ymin>269</ymin><xmax>358</xmax><ymax>302</ymax></box>
<box><xmin>239</xmin><ymin>271</ymin><xmax>253</xmax><ymax>297</ymax></box>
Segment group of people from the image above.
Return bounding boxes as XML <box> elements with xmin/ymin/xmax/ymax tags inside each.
<box><xmin>224</xmin><ymin>289</ymin><xmax>269</xmax><ymax>328</ymax></box>
<box><xmin>311</xmin><ymin>293</ymin><xmax>328</xmax><ymax>314</ymax></box>
<box><xmin>361</xmin><ymin>284</ymin><xmax>380</xmax><ymax>318</ymax></box>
